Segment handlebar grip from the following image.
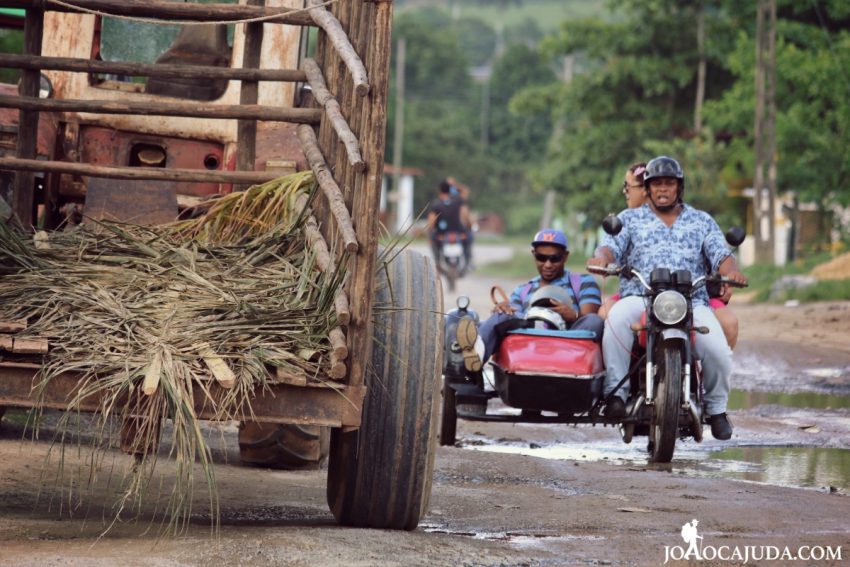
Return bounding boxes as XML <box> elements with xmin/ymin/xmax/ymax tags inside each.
<box><xmin>587</xmin><ymin>264</ymin><xmax>620</xmax><ymax>277</ymax></box>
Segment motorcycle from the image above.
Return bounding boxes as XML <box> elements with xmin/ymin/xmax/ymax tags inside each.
<box><xmin>434</xmin><ymin>231</ymin><xmax>468</xmax><ymax>292</ymax></box>
<box><xmin>440</xmin><ymin>217</ymin><xmax>746</xmax><ymax>463</ymax></box>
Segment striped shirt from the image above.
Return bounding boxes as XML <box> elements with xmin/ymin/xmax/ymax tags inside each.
<box><xmin>509</xmin><ymin>272</ymin><xmax>601</xmax><ymax>317</ymax></box>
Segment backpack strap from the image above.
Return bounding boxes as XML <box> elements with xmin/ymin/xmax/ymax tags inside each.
<box><xmin>518</xmin><ymin>282</ymin><xmax>534</xmax><ymax>304</ymax></box>
<box><xmin>569</xmin><ymin>272</ymin><xmax>583</xmax><ymax>309</ymax></box>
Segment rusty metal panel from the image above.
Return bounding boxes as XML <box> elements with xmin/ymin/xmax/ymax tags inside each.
<box><xmin>84</xmin><ymin>177</ymin><xmax>178</xmax><ymax>225</ymax></box>
<box><xmin>79</xmin><ymin>125</ymin><xmax>225</xmax><ymax>197</ymax></box>
<box><xmin>0</xmin><ymin>362</ymin><xmax>364</xmax><ymax>427</ymax></box>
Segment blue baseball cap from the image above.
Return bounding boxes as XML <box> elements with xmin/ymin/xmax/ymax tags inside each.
<box><xmin>532</xmin><ymin>228</ymin><xmax>568</xmax><ymax>250</ymax></box>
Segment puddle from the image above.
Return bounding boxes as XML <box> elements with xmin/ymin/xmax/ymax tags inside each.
<box><xmin>462</xmin><ymin>437</ymin><xmax>850</xmax><ymax>491</ymax></box>
<box><xmin>420</xmin><ymin>523</ymin><xmax>604</xmax><ymax>546</ymax></box>
<box><xmin>729</xmin><ymin>389</ymin><xmax>850</xmax><ymax>411</ymax></box>
<box><xmin>704</xmin><ymin>446</ymin><xmax>850</xmax><ymax>490</ymax></box>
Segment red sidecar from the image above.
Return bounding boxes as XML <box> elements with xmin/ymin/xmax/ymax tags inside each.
<box><xmin>492</xmin><ymin>329</ymin><xmax>605</xmax><ymax>414</ymax></box>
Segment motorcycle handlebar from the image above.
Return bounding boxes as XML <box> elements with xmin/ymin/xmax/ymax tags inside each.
<box><xmin>588</xmin><ymin>265</ymin><xmax>748</xmax><ymax>291</ymax></box>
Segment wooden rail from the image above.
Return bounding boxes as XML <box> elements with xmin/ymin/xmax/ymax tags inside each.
<box><xmin>0</xmin><ymin>53</ymin><xmax>307</xmax><ymax>82</ymax></box>
<box><xmin>0</xmin><ymin>94</ymin><xmax>322</xmax><ymax>123</ymax></box>
<box><xmin>2</xmin><ymin>0</ymin><xmax>315</xmax><ymax>26</ymax></box>
<box><xmin>0</xmin><ymin>156</ymin><xmax>285</xmax><ymax>185</ymax></box>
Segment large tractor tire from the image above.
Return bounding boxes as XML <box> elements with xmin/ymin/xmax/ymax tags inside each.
<box><xmin>326</xmin><ymin>249</ymin><xmax>442</xmax><ymax>530</ymax></box>
<box><xmin>238</xmin><ymin>422</ymin><xmax>330</xmax><ymax>470</ymax></box>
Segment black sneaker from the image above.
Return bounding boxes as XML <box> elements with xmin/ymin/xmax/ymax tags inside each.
<box><xmin>604</xmin><ymin>397</ymin><xmax>627</xmax><ymax>419</ymax></box>
<box><xmin>709</xmin><ymin>413</ymin><xmax>733</xmax><ymax>440</ymax></box>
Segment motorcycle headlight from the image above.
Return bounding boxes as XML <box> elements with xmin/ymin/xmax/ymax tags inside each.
<box><xmin>653</xmin><ymin>290</ymin><xmax>687</xmax><ymax>325</ymax></box>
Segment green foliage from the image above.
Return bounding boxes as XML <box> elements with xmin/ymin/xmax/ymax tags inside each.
<box><xmin>0</xmin><ymin>28</ymin><xmax>23</xmax><ymax>84</ymax></box>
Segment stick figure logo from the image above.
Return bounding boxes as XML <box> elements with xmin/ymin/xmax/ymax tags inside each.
<box><xmin>680</xmin><ymin>519</ymin><xmax>704</xmax><ymax>560</ymax></box>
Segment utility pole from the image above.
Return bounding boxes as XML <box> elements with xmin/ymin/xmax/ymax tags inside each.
<box><xmin>390</xmin><ymin>37</ymin><xmax>405</xmax><ymax>233</ymax></box>
<box><xmin>753</xmin><ymin>0</ymin><xmax>777</xmax><ymax>263</ymax></box>
<box><xmin>694</xmin><ymin>2</ymin><xmax>706</xmax><ymax>132</ymax></box>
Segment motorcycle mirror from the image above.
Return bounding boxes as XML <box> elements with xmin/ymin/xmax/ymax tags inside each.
<box><xmin>725</xmin><ymin>226</ymin><xmax>746</xmax><ymax>247</ymax></box>
<box><xmin>602</xmin><ymin>214</ymin><xmax>622</xmax><ymax>236</ymax></box>
<box><xmin>456</xmin><ymin>296</ymin><xmax>471</xmax><ymax>311</ymax></box>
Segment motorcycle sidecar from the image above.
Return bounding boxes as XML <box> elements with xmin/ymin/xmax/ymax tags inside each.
<box><xmin>492</xmin><ymin>329</ymin><xmax>604</xmax><ymax>413</ymax></box>
<box><xmin>440</xmin><ymin>323</ymin><xmax>606</xmax><ymax>446</ymax></box>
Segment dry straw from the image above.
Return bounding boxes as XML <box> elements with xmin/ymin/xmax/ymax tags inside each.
<box><xmin>0</xmin><ymin>171</ymin><xmax>344</xmax><ymax>533</ymax></box>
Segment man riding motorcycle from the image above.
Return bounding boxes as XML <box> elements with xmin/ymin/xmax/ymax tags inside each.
<box><xmin>587</xmin><ymin>156</ymin><xmax>748</xmax><ymax>440</ymax></box>
<box><xmin>428</xmin><ymin>179</ymin><xmax>472</xmax><ymax>270</ymax></box>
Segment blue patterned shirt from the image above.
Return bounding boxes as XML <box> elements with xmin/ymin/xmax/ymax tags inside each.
<box><xmin>598</xmin><ymin>204</ymin><xmax>732</xmax><ymax>306</ymax></box>
<box><xmin>509</xmin><ymin>271</ymin><xmax>601</xmax><ymax>317</ymax></box>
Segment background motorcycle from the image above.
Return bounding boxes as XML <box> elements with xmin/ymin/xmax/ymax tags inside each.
<box><xmin>434</xmin><ymin>231</ymin><xmax>469</xmax><ymax>292</ymax></box>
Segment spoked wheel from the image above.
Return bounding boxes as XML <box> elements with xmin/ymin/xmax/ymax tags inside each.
<box><xmin>439</xmin><ymin>379</ymin><xmax>458</xmax><ymax>446</ymax></box>
<box><xmin>238</xmin><ymin>423</ymin><xmax>330</xmax><ymax>469</ymax></box>
<box><xmin>326</xmin><ymin>249</ymin><xmax>442</xmax><ymax>530</ymax></box>
<box><xmin>649</xmin><ymin>344</ymin><xmax>682</xmax><ymax>463</ymax></box>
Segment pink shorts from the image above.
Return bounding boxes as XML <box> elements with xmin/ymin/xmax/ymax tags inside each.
<box><xmin>609</xmin><ymin>294</ymin><xmax>727</xmax><ymax>310</ymax></box>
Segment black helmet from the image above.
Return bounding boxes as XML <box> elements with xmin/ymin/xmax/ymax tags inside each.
<box><xmin>644</xmin><ymin>156</ymin><xmax>685</xmax><ymax>203</ymax></box>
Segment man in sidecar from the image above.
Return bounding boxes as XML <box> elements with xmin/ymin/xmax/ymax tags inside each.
<box><xmin>456</xmin><ymin>228</ymin><xmax>604</xmax><ymax>372</ymax></box>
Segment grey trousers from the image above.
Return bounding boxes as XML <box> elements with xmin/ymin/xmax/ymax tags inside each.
<box><xmin>602</xmin><ymin>295</ymin><xmax>733</xmax><ymax>416</ymax></box>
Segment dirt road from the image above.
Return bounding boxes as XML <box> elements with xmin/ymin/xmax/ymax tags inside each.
<box><xmin>1</xmin><ymin>267</ymin><xmax>849</xmax><ymax>566</ymax></box>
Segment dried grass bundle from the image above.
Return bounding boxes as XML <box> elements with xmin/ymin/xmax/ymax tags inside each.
<box><xmin>0</xmin><ymin>172</ymin><xmax>343</xmax><ymax>533</ymax></box>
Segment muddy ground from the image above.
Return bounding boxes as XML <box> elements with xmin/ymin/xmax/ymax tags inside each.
<box><xmin>0</xmin><ymin>270</ymin><xmax>849</xmax><ymax>566</ymax></box>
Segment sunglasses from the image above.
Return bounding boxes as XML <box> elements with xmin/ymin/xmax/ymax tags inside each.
<box><xmin>534</xmin><ymin>252</ymin><xmax>565</xmax><ymax>263</ymax></box>
<box><xmin>622</xmin><ymin>181</ymin><xmax>644</xmax><ymax>195</ymax></box>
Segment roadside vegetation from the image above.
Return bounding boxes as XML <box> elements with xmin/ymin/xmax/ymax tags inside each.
<box><xmin>387</xmin><ymin>0</ymin><xmax>850</xmax><ymax>271</ymax></box>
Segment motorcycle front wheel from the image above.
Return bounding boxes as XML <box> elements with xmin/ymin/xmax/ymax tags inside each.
<box><xmin>648</xmin><ymin>344</ymin><xmax>682</xmax><ymax>463</ymax></box>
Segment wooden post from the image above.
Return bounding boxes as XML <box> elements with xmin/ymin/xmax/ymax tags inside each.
<box><xmin>236</xmin><ymin>0</ymin><xmax>264</xmax><ymax>190</ymax></box>
<box><xmin>753</xmin><ymin>0</ymin><xmax>777</xmax><ymax>264</ymax></box>
<box><xmin>345</xmin><ymin>0</ymin><xmax>393</xmax><ymax>391</ymax></box>
<box><xmin>12</xmin><ymin>6</ymin><xmax>43</xmax><ymax>228</ymax></box>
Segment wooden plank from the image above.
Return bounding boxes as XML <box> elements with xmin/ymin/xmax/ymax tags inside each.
<box><xmin>235</xmin><ymin>0</ymin><xmax>263</xmax><ymax>186</ymax></box>
<box><xmin>302</xmin><ymin>58</ymin><xmax>365</xmax><ymax>171</ymax></box>
<box><xmin>0</xmin><ymin>95</ymin><xmax>322</xmax><ymax>124</ymax></box>
<box><xmin>0</xmin><ymin>157</ymin><xmax>288</xmax><ymax>184</ymax></box>
<box><xmin>0</xmin><ymin>53</ymin><xmax>307</xmax><ymax>83</ymax></box>
<box><xmin>274</xmin><ymin>367</ymin><xmax>307</xmax><ymax>387</ymax></box>
<box><xmin>196</xmin><ymin>343</ymin><xmax>236</xmax><ymax>389</ymax></box>
<box><xmin>11</xmin><ymin>337</ymin><xmax>48</xmax><ymax>354</ymax></box>
<box><xmin>0</xmin><ymin>362</ymin><xmax>365</xmax><ymax>427</ymax></box>
<box><xmin>297</xmin><ymin>124</ymin><xmax>358</xmax><ymax>253</ymax></box>
<box><xmin>11</xmin><ymin>6</ymin><xmax>42</xmax><ymax>228</ymax></box>
<box><xmin>0</xmin><ymin>319</ymin><xmax>27</xmax><ymax>333</ymax></box>
<box><xmin>142</xmin><ymin>352</ymin><xmax>162</xmax><ymax>396</ymax></box>
<box><xmin>3</xmin><ymin>0</ymin><xmax>315</xmax><ymax>26</ymax></box>
<box><xmin>307</xmin><ymin>0</ymin><xmax>369</xmax><ymax>97</ymax></box>
<box><xmin>345</xmin><ymin>0</ymin><xmax>393</xmax><ymax>390</ymax></box>
<box><xmin>0</xmin><ymin>335</ymin><xmax>13</xmax><ymax>352</ymax></box>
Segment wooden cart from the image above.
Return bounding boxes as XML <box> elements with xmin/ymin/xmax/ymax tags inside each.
<box><xmin>0</xmin><ymin>0</ymin><xmax>441</xmax><ymax>530</ymax></box>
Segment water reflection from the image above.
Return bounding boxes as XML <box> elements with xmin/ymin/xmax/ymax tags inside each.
<box><xmin>706</xmin><ymin>446</ymin><xmax>850</xmax><ymax>490</ymax></box>
<box><xmin>729</xmin><ymin>389</ymin><xmax>850</xmax><ymax>411</ymax></box>
<box><xmin>463</xmin><ymin>440</ymin><xmax>850</xmax><ymax>491</ymax></box>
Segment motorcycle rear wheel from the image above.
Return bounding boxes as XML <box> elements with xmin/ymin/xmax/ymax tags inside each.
<box><xmin>649</xmin><ymin>344</ymin><xmax>682</xmax><ymax>463</ymax></box>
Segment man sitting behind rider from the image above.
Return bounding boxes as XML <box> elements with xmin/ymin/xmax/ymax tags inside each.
<box><xmin>587</xmin><ymin>156</ymin><xmax>748</xmax><ymax>440</ymax></box>
<box><xmin>428</xmin><ymin>179</ymin><xmax>472</xmax><ymax>268</ymax></box>
<box><xmin>457</xmin><ymin>228</ymin><xmax>604</xmax><ymax>372</ymax></box>
<box><xmin>599</xmin><ymin>162</ymin><xmax>740</xmax><ymax>349</ymax></box>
